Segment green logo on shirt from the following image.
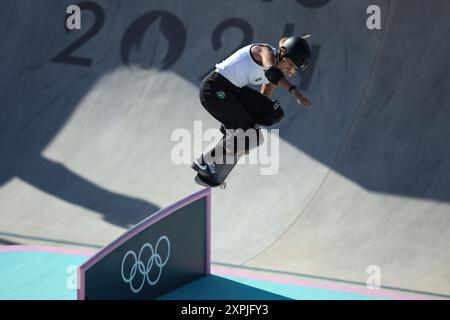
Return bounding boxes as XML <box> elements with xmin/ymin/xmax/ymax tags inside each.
<box><xmin>255</xmin><ymin>77</ymin><xmax>263</xmax><ymax>82</ymax></box>
<box><xmin>216</xmin><ymin>90</ymin><xmax>226</xmax><ymax>99</ymax></box>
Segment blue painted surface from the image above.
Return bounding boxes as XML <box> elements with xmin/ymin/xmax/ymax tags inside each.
<box><xmin>159</xmin><ymin>275</ymin><xmax>291</xmax><ymax>300</ymax></box>
<box><xmin>0</xmin><ymin>251</ymin><xmax>86</xmax><ymax>300</ymax></box>
<box><xmin>214</xmin><ymin>274</ymin><xmax>388</xmax><ymax>300</ymax></box>
<box><xmin>160</xmin><ymin>274</ymin><xmax>388</xmax><ymax>300</ymax></box>
<box><xmin>0</xmin><ymin>251</ymin><xmax>388</xmax><ymax>300</ymax></box>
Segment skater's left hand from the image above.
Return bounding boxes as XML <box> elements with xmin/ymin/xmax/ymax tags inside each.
<box><xmin>291</xmin><ymin>89</ymin><xmax>312</xmax><ymax>109</ymax></box>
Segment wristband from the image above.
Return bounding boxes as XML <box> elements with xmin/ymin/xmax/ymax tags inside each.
<box><xmin>288</xmin><ymin>85</ymin><xmax>297</xmax><ymax>93</ymax></box>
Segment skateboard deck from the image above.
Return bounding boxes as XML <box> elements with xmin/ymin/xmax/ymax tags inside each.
<box><xmin>194</xmin><ymin>162</ymin><xmax>236</xmax><ymax>189</ymax></box>
<box><xmin>192</xmin><ymin>124</ymin><xmax>241</xmax><ymax>189</ymax></box>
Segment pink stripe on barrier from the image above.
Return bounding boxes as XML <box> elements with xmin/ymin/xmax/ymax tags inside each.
<box><xmin>77</xmin><ymin>188</ymin><xmax>211</xmax><ymax>300</ymax></box>
<box><xmin>205</xmin><ymin>190</ymin><xmax>211</xmax><ymax>275</ymax></box>
<box><xmin>0</xmin><ymin>245</ymin><xmax>95</xmax><ymax>257</ymax></box>
<box><xmin>79</xmin><ymin>188</ymin><xmax>210</xmax><ymax>272</ymax></box>
<box><xmin>212</xmin><ymin>266</ymin><xmax>435</xmax><ymax>300</ymax></box>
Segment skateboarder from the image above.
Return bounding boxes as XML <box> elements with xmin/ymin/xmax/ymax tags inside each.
<box><xmin>193</xmin><ymin>36</ymin><xmax>312</xmax><ymax>187</ymax></box>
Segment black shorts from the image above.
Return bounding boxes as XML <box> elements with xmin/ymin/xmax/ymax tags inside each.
<box><xmin>199</xmin><ymin>71</ymin><xmax>284</xmax><ymax>130</ymax></box>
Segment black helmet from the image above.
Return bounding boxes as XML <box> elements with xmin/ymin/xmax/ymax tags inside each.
<box><xmin>281</xmin><ymin>36</ymin><xmax>311</xmax><ymax>70</ymax></box>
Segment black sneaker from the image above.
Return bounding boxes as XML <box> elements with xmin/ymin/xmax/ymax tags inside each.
<box><xmin>191</xmin><ymin>157</ymin><xmax>220</xmax><ymax>184</ymax></box>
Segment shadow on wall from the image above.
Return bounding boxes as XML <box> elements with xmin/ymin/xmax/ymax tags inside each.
<box><xmin>15</xmin><ymin>156</ymin><xmax>160</xmax><ymax>228</ymax></box>
<box><xmin>1</xmin><ymin>0</ymin><xmax>450</xmax><ymax>234</ymax></box>
<box><xmin>159</xmin><ymin>275</ymin><xmax>290</xmax><ymax>300</ymax></box>
<box><xmin>0</xmin><ymin>238</ymin><xmax>20</xmax><ymax>245</ymax></box>
<box><xmin>0</xmin><ymin>0</ymin><xmax>164</xmax><ymax>229</ymax></box>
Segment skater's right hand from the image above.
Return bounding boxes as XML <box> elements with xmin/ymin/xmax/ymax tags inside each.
<box><xmin>291</xmin><ymin>89</ymin><xmax>312</xmax><ymax>109</ymax></box>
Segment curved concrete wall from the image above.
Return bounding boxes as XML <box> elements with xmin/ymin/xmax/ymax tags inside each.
<box><xmin>1</xmin><ymin>0</ymin><xmax>449</xmax><ymax>296</ymax></box>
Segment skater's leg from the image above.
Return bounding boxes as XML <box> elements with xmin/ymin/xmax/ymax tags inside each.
<box><xmin>202</xmin><ymin>127</ymin><xmax>263</xmax><ymax>166</ymax></box>
<box><xmin>199</xmin><ymin>72</ymin><xmax>256</xmax><ymax>130</ymax></box>
<box><xmin>194</xmin><ymin>72</ymin><xmax>271</xmax><ymax>184</ymax></box>
<box><xmin>198</xmin><ymin>72</ymin><xmax>256</xmax><ymax>166</ymax></box>
<box><xmin>237</xmin><ymin>86</ymin><xmax>285</xmax><ymax>127</ymax></box>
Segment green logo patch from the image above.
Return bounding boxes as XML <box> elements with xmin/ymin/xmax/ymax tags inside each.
<box><xmin>216</xmin><ymin>90</ymin><xmax>226</xmax><ymax>99</ymax></box>
<box><xmin>255</xmin><ymin>77</ymin><xmax>263</xmax><ymax>82</ymax></box>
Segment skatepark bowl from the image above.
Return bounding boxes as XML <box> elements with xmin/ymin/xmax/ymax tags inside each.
<box><xmin>0</xmin><ymin>245</ymin><xmax>440</xmax><ymax>300</ymax></box>
<box><xmin>1</xmin><ymin>0</ymin><xmax>450</xmax><ymax>299</ymax></box>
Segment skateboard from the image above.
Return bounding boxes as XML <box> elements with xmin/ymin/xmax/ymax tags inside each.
<box><xmin>193</xmin><ymin>124</ymin><xmax>238</xmax><ymax>189</ymax></box>
<box><xmin>193</xmin><ymin>162</ymin><xmax>236</xmax><ymax>189</ymax></box>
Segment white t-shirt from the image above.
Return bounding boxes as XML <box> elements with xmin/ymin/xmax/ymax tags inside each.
<box><xmin>215</xmin><ymin>44</ymin><xmax>277</xmax><ymax>88</ymax></box>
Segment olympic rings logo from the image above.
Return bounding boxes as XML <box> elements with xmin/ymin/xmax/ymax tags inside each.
<box><xmin>120</xmin><ymin>236</ymin><xmax>170</xmax><ymax>293</ymax></box>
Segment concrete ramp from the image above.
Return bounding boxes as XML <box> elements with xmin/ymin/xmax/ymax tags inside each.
<box><xmin>0</xmin><ymin>0</ymin><xmax>449</xmax><ymax>297</ymax></box>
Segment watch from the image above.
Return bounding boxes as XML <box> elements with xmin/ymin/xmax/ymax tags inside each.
<box><xmin>288</xmin><ymin>85</ymin><xmax>297</xmax><ymax>93</ymax></box>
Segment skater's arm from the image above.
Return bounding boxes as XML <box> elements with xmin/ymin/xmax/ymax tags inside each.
<box><xmin>259</xmin><ymin>47</ymin><xmax>312</xmax><ymax>108</ymax></box>
<box><xmin>277</xmin><ymin>77</ymin><xmax>312</xmax><ymax>108</ymax></box>
<box><xmin>260</xmin><ymin>83</ymin><xmax>275</xmax><ymax>97</ymax></box>
<box><xmin>259</xmin><ymin>48</ymin><xmax>297</xmax><ymax>93</ymax></box>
